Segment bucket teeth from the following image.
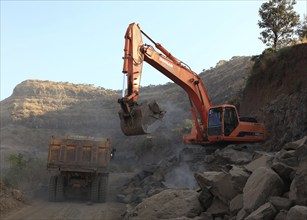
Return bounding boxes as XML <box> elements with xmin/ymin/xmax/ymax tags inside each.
<box><xmin>119</xmin><ymin>100</ymin><xmax>164</xmax><ymax>136</ymax></box>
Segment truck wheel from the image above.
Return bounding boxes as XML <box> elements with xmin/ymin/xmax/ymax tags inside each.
<box><xmin>98</xmin><ymin>174</ymin><xmax>109</xmax><ymax>203</ymax></box>
<box><xmin>91</xmin><ymin>177</ymin><xmax>99</xmax><ymax>202</ymax></box>
<box><xmin>55</xmin><ymin>175</ymin><xmax>65</xmax><ymax>202</ymax></box>
<box><xmin>48</xmin><ymin>176</ymin><xmax>57</xmax><ymax>202</ymax></box>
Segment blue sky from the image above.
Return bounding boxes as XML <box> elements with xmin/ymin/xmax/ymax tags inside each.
<box><xmin>1</xmin><ymin>0</ymin><xmax>306</xmax><ymax>100</ymax></box>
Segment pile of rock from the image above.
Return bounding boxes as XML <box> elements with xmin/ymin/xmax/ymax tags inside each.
<box><xmin>123</xmin><ymin>189</ymin><xmax>203</xmax><ymax>220</ymax></box>
<box><xmin>117</xmin><ymin>156</ymin><xmax>178</xmax><ymax>204</ymax></box>
<box><xmin>195</xmin><ymin>136</ymin><xmax>307</xmax><ymax>219</ymax></box>
<box><xmin>0</xmin><ymin>181</ymin><xmax>25</xmax><ymax>215</ymax></box>
<box><xmin>123</xmin><ymin>136</ymin><xmax>307</xmax><ymax>220</ymax></box>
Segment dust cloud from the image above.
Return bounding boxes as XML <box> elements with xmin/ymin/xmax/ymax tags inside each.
<box><xmin>163</xmin><ymin>162</ymin><xmax>197</xmax><ymax>190</ymax></box>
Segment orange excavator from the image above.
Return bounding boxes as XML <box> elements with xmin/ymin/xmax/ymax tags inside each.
<box><xmin>118</xmin><ymin>23</ymin><xmax>265</xmax><ymax>145</ymax></box>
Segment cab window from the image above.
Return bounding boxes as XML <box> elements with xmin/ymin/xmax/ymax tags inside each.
<box><xmin>224</xmin><ymin>107</ymin><xmax>239</xmax><ymax>136</ymax></box>
<box><xmin>208</xmin><ymin>108</ymin><xmax>222</xmax><ymax>136</ymax></box>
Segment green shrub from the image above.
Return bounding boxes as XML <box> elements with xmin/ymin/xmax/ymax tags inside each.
<box><xmin>1</xmin><ymin>153</ymin><xmax>48</xmax><ymax>191</ymax></box>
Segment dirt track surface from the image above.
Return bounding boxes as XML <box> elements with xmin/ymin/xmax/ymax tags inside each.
<box><xmin>1</xmin><ymin>172</ymin><xmax>134</xmax><ymax>220</ymax></box>
<box><xmin>2</xmin><ymin>200</ymin><xmax>126</xmax><ymax>220</ymax></box>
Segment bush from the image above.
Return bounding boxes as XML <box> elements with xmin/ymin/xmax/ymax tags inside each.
<box><xmin>251</xmin><ymin>48</ymin><xmax>277</xmax><ymax>69</ymax></box>
<box><xmin>1</xmin><ymin>153</ymin><xmax>48</xmax><ymax>193</ymax></box>
<box><xmin>247</xmin><ymin>47</ymin><xmax>280</xmax><ymax>87</ymax></box>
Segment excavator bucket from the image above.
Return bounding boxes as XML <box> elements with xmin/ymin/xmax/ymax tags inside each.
<box><xmin>119</xmin><ymin>101</ymin><xmax>165</xmax><ymax>136</ymax></box>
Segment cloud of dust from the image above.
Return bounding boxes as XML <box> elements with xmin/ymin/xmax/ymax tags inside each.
<box><xmin>163</xmin><ymin>162</ymin><xmax>197</xmax><ymax>190</ymax></box>
<box><xmin>146</xmin><ymin>99</ymin><xmax>189</xmax><ymax>133</ymax></box>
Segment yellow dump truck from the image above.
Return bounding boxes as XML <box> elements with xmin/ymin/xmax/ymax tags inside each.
<box><xmin>47</xmin><ymin>136</ymin><xmax>111</xmax><ymax>202</ymax></box>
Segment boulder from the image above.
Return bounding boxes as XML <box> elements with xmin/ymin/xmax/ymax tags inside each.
<box><xmin>271</xmin><ymin>162</ymin><xmax>296</xmax><ymax>183</ymax></box>
<box><xmin>199</xmin><ymin>212</ymin><xmax>214</xmax><ymax>220</ymax></box>
<box><xmin>229</xmin><ymin>194</ymin><xmax>243</xmax><ymax>215</ymax></box>
<box><xmin>119</xmin><ymin>165</ymin><xmax>168</xmax><ymax>204</ymax></box>
<box><xmin>275</xmin><ymin>150</ymin><xmax>299</xmax><ymax>167</ymax></box>
<box><xmin>245</xmin><ymin>202</ymin><xmax>277</xmax><ymax>220</ymax></box>
<box><xmin>194</xmin><ymin>172</ymin><xmax>222</xmax><ymax>189</ymax></box>
<box><xmin>198</xmin><ymin>187</ymin><xmax>213</xmax><ymax>210</ymax></box>
<box><xmin>252</xmin><ymin>151</ymin><xmax>274</xmax><ymax>159</ymax></box>
<box><xmin>236</xmin><ymin>208</ymin><xmax>249</xmax><ymax>220</ymax></box>
<box><xmin>194</xmin><ymin>171</ymin><xmax>237</xmax><ymax>204</ymax></box>
<box><xmin>215</xmin><ymin>146</ymin><xmax>253</xmax><ymax>164</ymax></box>
<box><xmin>286</xmin><ymin>205</ymin><xmax>307</xmax><ymax>220</ymax></box>
<box><xmin>269</xmin><ymin>196</ymin><xmax>292</xmax><ymax>211</ymax></box>
<box><xmin>206</xmin><ymin>197</ymin><xmax>229</xmax><ymax>218</ymax></box>
<box><xmin>204</xmin><ymin>155</ymin><xmax>216</xmax><ymax>163</ymax></box>
<box><xmin>289</xmin><ymin>157</ymin><xmax>307</xmax><ymax>206</ymax></box>
<box><xmin>245</xmin><ymin>155</ymin><xmax>273</xmax><ymax>172</ymax></box>
<box><xmin>294</xmin><ymin>143</ymin><xmax>307</xmax><ymax>163</ymax></box>
<box><xmin>229</xmin><ymin>165</ymin><xmax>250</xmax><ymax>192</ymax></box>
<box><xmin>278</xmin><ymin>150</ymin><xmax>296</xmax><ymax>159</ymax></box>
<box><xmin>147</xmin><ymin>188</ymin><xmax>164</xmax><ymax>197</ymax></box>
<box><xmin>274</xmin><ymin>210</ymin><xmax>288</xmax><ymax>220</ymax></box>
<box><xmin>283</xmin><ymin>136</ymin><xmax>307</xmax><ymax>150</ymax></box>
<box><xmin>125</xmin><ymin>189</ymin><xmax>202</xmax><ymax>220</ymax></box>
<box><xmin>243</xmin><ymin>167</ymin><xmax>284</xmax><ymax>213</ymax></box>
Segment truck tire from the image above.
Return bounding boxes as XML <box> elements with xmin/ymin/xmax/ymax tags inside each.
<box><xmin>91</xmin><ymin>177</ymin><xmax>99</xmax><ymax>202</ymax></box>
<box><xmin>55</xmin><ymin>175</ymin><xmax>65</xmax><ymax>202</ymax></box>
<box><xmin>98</xmin><ymin>174</ymin><xmax>109</xmax><ymax>203</ymax></box>
<box><xmin>48</xmin><ymin>176</ymin><xmax>57</xmax><ymax>202</ymax></box>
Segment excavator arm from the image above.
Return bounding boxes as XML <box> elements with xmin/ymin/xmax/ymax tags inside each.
<box><xmin>118</xmin><ymin>23</ymin><xmax>212</xmax><ymax>142</ymax></box>
<box><xmin>118</xmin><ymin>23</ymin><xmax>165</xmax><ymax>136</ymax></box>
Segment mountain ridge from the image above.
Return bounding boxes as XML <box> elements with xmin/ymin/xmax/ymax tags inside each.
<box><xmin>0</xmin><ymin>56</ymin><xmax>253</xmax><ymax>160</ymax></box>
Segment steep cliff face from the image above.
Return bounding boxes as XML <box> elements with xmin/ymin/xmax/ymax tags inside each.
<box><xmin>240</xmin><ymin>44</ymin><xmax>307</xmax><ymax>149</ymax></box>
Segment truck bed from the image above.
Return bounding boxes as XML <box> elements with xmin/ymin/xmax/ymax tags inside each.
<box><xmin>47</xmin><ymin>136</ymin><xmax>111</xmax><ymax>173</ymax></box>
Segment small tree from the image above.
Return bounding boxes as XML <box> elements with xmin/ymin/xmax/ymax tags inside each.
<box><xmin>258</xmin><ymin>0</ymin><xmax>300</xmax><ymax>49</ymax></box>
<box><xmin>297</xmin><ymin>14</ymin><xmax>307</xmax><ymax>42</ymax></box>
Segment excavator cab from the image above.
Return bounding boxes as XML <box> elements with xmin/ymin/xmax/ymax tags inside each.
<box><xmin>207</xmin><ymin>105</ymin><xmax>264</xmax><ymax>143</ymax></box>
<box><xmin>208</xmin><ymin>105</ymin><xmax>243</xmax><ymax>136</ymax></box>
<box><xmin>208</xmin><ymin>106</ymin><xmax>240</xmax><ymax>137</ymax></box>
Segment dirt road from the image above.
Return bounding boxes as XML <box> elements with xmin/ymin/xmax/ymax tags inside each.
<box><xmin>1</xmin><ymin>172</ymin><xmax>134</xmax><ymax>220</ymax></box>
<box><xmin>2</xmin><ymin>200</ymin><xmax>126</xmax><ymax>220</ymax></box>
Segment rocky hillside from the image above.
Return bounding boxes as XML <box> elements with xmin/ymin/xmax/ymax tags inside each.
<box><xmin>240</xmin><ymin>43</ymin><xmax>307</xmax><ymax>150</ymax></box>
<box><xmin>200</xmin><ymin>56</ymin><xmax>253</xmax><ymax>105</ymax></box>
<box><xmin>0</xmin><ymin>80</ymin><xmax>121</xmax><ymax>156</ymax></box>
<box><xmin>0</xmin><ymin>56</ymin><xmax>252</xmax><ymax>159</ymax></box>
